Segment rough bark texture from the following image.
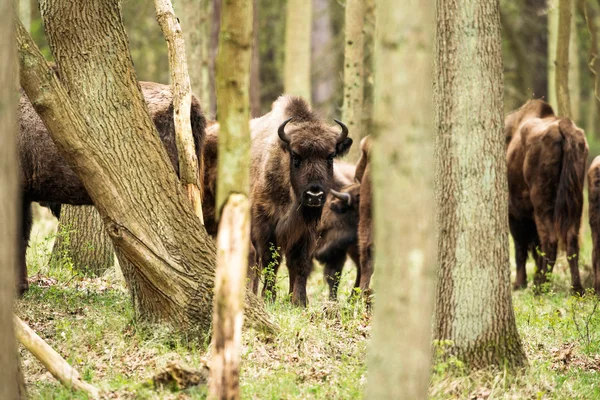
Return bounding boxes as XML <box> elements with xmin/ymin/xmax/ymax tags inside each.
<box><xmin>365</xmin><ymin>1</ymin><xmax>436</xmax><ymax>398</ymax></box>
<box><xmin>0</xmin><ymin>3</ymin><xmax>22</xmax><ymax>397</ymax></box>
<box><xmin>433</xmin><ymin>0</ymin><xmax>527</xmax><ymax>368</ymax></box>
<box><xmin>19</xmin><ymin>6</ymin><xmax>274</xmax><ymax>335</ymax></box>
<box><xmin>215</xmin><ymin>0</ymin><xmax>253</xmax><ymax>212</ymax></box>
<box><xmin>155</xmin><ymin>0</ymin><xmax>205</xmax><ymax>222</ymax></box>
<box><xmin>342</xmin><ymin>0</ymin><xmax>365</xmax><ymax>162</ymax></box>
<box><xmin>208</xmin><ymin>195</ymin><xmax>249</xmax><ymax>400</ymax></box>
<box><xmin>50</xmin><ymin>205</ymin><xmax>114</xmax><ymax>276</ymax></box>
<box><xmin>15</xmin><ymin>315</ymin><xmax>100</xmax><ymax>399</ymax></box>
<box><xmin>549</xmin><ymin>0</ymin><xmax>559</xmax><ymax>110</ymax></box>
<box><xmin>556</xmin><ymin>0</ymin><xmax>573</xmax><ymax>117</ymax></box>
<box><xmin>284</xmin><ymin>0</ymin><xmax>312</xmax><ymax>100</ymax></box>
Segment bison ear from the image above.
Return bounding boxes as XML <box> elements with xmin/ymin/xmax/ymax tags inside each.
<box><xmin>336</xmin><ymin>137</ymin><xmax>353</xmax><ymax>157</ymax></box>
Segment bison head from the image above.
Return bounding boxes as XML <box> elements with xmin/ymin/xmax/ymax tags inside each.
<box><xmin>278</xmin><ymin>117</ymin><xmax>353</xmax><ymax>212</ymax></box>
<box><xmin>329</xmin><ymin>182</ymin><xmax>361</xmax><ymax>214</ymax></box>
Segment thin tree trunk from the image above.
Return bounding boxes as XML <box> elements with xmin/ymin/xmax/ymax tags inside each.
<box><xmin>556</xmin><ymin>0</ymin><xmax>573</xmax><ymax>117</ymax></box>
<box><xmin>342</xmin><ymin>0</ymin><xmax>365</xmax><ymax>162</ymax></box>
<box><xmin>155</xmin><ymin>0</ymin><xmax>205</xmax><ymax>222</ymax></box>
<box><xmin>51</xmin><ymin>205</ymin><xmax>114</xmax><ymax>276</ymax></box>
<box><xmin>18</xmin><ymin>7</ymin><xmax>274</xmax><ymax>335</ymax></box>
<box><xmin>549</xmin><ymin>0</ymin><xmax>559</xmax><ymax>110</ymax></box>
<box><xmin>0</xmin><ymin>1</ymin><xmax>23</xmax><ymax>396</ymax></box>
<box><xmin>365</xmin><ymin>0</ymin><xmax>436</xmax><ymax>397</ymax></box>
<box><xmin>362</xmin><ymin>0</ymin><xmax>376</xmax><ymax>142</ymax></box>
<box><xmin>433</xmin><ymin>0</ymin><xmax>527</xmax><ymax>368</ymax></box>
<box><xmin>284</xmin><ymin>0</ymin><xmax>312</xmax><ymax>100</ymax></box>
<box><xmin>250</xmin><ymin>0</ymin><xmax>261</xmax><ymax>118</ymax></box>
<box><xmin>570</xmin><ymin>0</ymin><xmax>580</xmax><ymax>121</ymax></box>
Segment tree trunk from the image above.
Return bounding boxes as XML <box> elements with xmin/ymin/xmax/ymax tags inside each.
<box><xmin>569</xmin><ymin>0</ymin><xmax>580</xmax><ymax>121</ymax></box>
<box><xmin>250</xmin><ymin>0</ymin><xmax>261</xmax><ymax>118</ymax></box>
<box><xmin>209</xmin><ymin>0</ymin><xmax>221</xmax><ymax>119</ymax></box>
<box><xmin>0</xmin><ymin>2</ymin><xmax>23</xmax><ymax>397</ymax></box>
<box><xmin>549</xmin><ymin>0</ymin><xmax>559</xmax><ymax>110</ymax></box>
<box><xmin>284</xmin><ymin>0</ymin><xmax>312</xmax><ymax>100</ymax></box>
<box><xmin>51</xmin><ymin>205</ymin><xmax>114</xmax><ymax>276</ymax></box>
<box><xmin>362</xmin><ymin>0</ymin><xmax>376</xmax><ymax>141</ymax></box>
<box><xmin>155</xmin><ymin>0</ymin><xmax>205</xmax><ymax>222</ymax></box>
<box><xmin>311</xmin><ymin>0</ymin><xmax>336</xmax><ymax>118</ymax></box>
<box><xmin>342</xmin><ymin>0</ymin><xmax>365</xmax><ymax>162</ymax></box>
<box><xmin>556</xmin><ymin>0</ymin><xmax>572</xmax><ymax>117</ymax></box>
<box><xmin>19</xmin><ymin>4</ymin><xmax>274</xmax><ymax>335</ymax></box>
<box><xmin>433</xmin><ymin>0</ymin><xmax>527</xmax><ymax>368</ymax></box>
<box><xmin>580</xmin><ymin>0</ymin><xmax>600</xmax><ymax>135</ymax></box>
<box><xmin>365</xmin><ymin>0</ymin><xmax>436</xmax><ymax>398</ymax></box>
<box><xmin>208</xmin><ymin>195</ymin><xmax>250</xmax><ymax>400</ymax></box>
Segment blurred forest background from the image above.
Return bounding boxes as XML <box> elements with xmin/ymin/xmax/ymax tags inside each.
<box><xmin>23</xmin><ymin>0</ymin><xmax>600</xmax><ymax>153</ymax></box>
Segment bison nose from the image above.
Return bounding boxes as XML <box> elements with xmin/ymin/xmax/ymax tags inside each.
<box><xmin>304</xmin><ymin>186</ymin><xmax>325</xmax><ymax>207</ymax></box>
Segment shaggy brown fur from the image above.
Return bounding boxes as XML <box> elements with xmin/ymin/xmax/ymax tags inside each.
<box><xmin>506</xmin><ymin>99</ymin><xmax>588</xmax><ymax>294</ymax></box>
<box><xmin>17</xmin><ymin>82</ymin><xmax>206</xmax><ymax>294</ymax></box>
<box><xmin>357</xmin><ymin>136</ymin><xmax>373</xmax><ymax>298</ymax></box>
<box><xmin>315</xmin><ymin>182</ymin><xmax>361</xmax><ymax>300</ymax></box>
<box><xmin>587</xmin><ymin>156</ymin><xmax>600</xmax><ymax>294</ymax></box>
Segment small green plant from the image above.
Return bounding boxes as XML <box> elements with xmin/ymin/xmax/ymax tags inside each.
<box><xmin>431</xmin><ymin>339</ymin><xmax>466</xmax><ymax>375</ymax></box>
<box><xmin>569</xmin><ymin>288</ymin><xmax>600</xmax><ymax>354</ymax></box>
<box><xmin>261</xmin><ymin>243</ymin><xmax>281</xmax><ymax>302</ymax></box>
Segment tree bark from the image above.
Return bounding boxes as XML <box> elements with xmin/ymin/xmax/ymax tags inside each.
<box><xmin>155</xmin><ymin>0</ymin><xmax>205</xmax><ymax>222</ymax></box>
<box><xmin>580</xmin><ymin>0</ymin><xmax>600</xmax><ymax>135</ymax></box>
<box><xmin>362</xmin><ymin>0</ymin><xmax>376</xmax><ymax>142</ymax></box>
<box><xmin>433</xmin><ymin>0</ymin><xmax>527</xmax><ymax>368</ymax></box>
<box><xmin>50</xmin><ymin>205</ymin><xmax>114</xmax><ymax>276</ymax></box>
<box><xmin>208</xmin><ymin>195</ymin><xmax>249</xmax><ymax>400</ymax></box>
<box><xmin>18</xmin><ymin>6</ymin><xmax>274</xmax><ymax>335</ymax></box>
<box><xmin>556</xmin><ymin>0</ymin><xmax>572</xmax><ymax>117</ymax></box>
<box><xmin>365</xmin><ymin>1</ymin><xmax>436</xmax><ymax>398</ymax></box>
<box><xmin>284</xmin><ymin>0</ymin><xmax>312</xmax><ymax>100</ymax></box>
<box><xmin>569</xmin><ymin>0</ymin><xmax>580</xmax><ymax>121</ymax></box>
<box><xmin>342</xmin><ymin>0</ymin><xmax>365</xmax><ymax>162</ymax></box>
<box><xmin>549</xmin><ymin>0</ymin><xmax>559</xmax><ymax>110</ymax></box>
<box><xmin>0</xmin><ymin>2</ymin><xmax>23</xmax><ymax>397</ymax></box>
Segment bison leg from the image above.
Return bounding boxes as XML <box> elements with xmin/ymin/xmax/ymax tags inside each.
<box><xmin>324</xmin><ymin>255</ymin><xmax>346</xmax><ymax>301</ymax></box>
<box><xmin>18</xmin><ymin>201</ymin><xmax>33</xmax><ymax>296</ymax></box>
<box><xmin>566</xmin><ymin>231</ymin><xmax>584</xmax><ymax>295</ymax></box>
<box><xmin>286</xmin><ymin>241</ymin><xmax>313</xmax><ymax>307</ymax></box>
<box><xmin>359</xmin><ymin>243</ymin><xmax>373</xmax><ymax>300</ymax></box>
<box><xmin>533</xmin><ymin>214</ymin><xmax>557</xmax><ymax>291</ymax></box>
<box><xmin>509</xmin><ymin>216</ymin><xmax>536</xmax><ymax>290</ymax></box>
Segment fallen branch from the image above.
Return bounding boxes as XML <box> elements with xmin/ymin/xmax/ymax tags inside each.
<box><xmin>14</xmin><ymin>315</ymin><xmax>100</xmax><ymax>399</ymax></box>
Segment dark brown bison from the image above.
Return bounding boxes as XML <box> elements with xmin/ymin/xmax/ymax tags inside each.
<box><xmin>587</xmin><ymin>156</ymin><xmax>600</xmax><ymax>294</ymax></box>
<box><xmin>505</xmin><ymin>100</ymin><xmax>587</xmax><ymax>293</ymax></box>
<box><xmin>357</xmin><ymin>136</ymin><xmax>373</xmax><ymax>298</ymax></box>
<box><xmin>203</xmin><ymin>96</ymin><xmax>352</xmax><ymax>306</ymax></box>
<box><xmin>18</xmin><ymin>82</ymin><xmax>206</xmax><ymax>294</ymax></box>
<box><xmin>315</xmin><ymin>182</ymin><xmax>361</xmax><ymax>300</ymax></box>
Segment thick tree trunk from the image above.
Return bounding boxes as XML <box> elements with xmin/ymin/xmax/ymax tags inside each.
<box><xmin>0</xmin><ymin>2</ymin><xmax>23</xmax><ymax>397</ymax></box>
<box><xmin>51</xmin><ymin>205</ymin><xmax>114</xmax><ymax>276</ymax></box>
<box><xmin>342</xmin><ymin>0</ymin><xmax>365</xmax><ymax>162</ymax></box>
<box><xmin>549</xmin><ymin>0</ymin><xmax>559</xmax><ymax>110</ymax></box>
<box><xmin>556</xmin><ymin>0</ymin><xmax>573</xmax><ymax>117</ymax></box>
<box><xmin>19</xmin><ymin>5</ymin><xmax>274</xmax><ymax>335</ymax></box>
<box><xmin>365</xmin><ymin>1</ymin><xmax>436</xmax><ymax>398</ymax></box>
<box><xmin>284</xmin><ymin>0</ymin><xmax>312</xmax><ymax>100</ymax></box>
<box><xmin>155</xmin><ymin>0</ymin><xmax>205</xmax><ymax>222</ymax></box>
<box><xmin>433</xmin><ymin>0</ymin><xmax>527</xmax><ymax>368</ymax></box>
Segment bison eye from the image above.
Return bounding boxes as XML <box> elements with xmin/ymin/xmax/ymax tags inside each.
<box><xmin>292</xmin><ymin>153</ymin><xmax>301</xmax><ymax>168</ymax></box>
<box><xmin>327</xmin><ymin>153</ymin><xmax>335</xmax><ymax>166</ymax></box>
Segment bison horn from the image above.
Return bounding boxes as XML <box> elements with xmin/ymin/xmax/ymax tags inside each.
<box><xmin>334</xmin><ymin>119</ymin><xmax>349</xmax><ymax>143</ymax></box>
<box><xmin>278</xmin><ymin>117</ymin><xmax>293</xmax><ymax>145</ymax></box>
<box><xmin>330</xmin><ymin>189</ymin><xmax>352</xmax><ymax>206</ymax></box>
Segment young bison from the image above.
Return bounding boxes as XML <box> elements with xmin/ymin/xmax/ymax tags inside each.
<box><xmin>505</xmin><ymin>100</ymin><xmax>587</xmax><ymax>294</ymax></box>
<box><xmin>588</xmin><ymin>156</ymin><xmax>600</xmax><ymax>294</ymax></box>
<box><xmin>18</xmin><ymin>82</ymin><xmax>206</xmax><ymax>294</ymax></box>
<box><xmin>315</xmin><ymin>182</ymin><xmax>361</xmax><ymax>300</ymax></box>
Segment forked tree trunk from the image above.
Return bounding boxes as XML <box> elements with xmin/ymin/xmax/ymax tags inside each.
<box><xmin>556</xmin><ymin>0</ymin><xmax>573</xmax><ymax>117</ymax></box>
<box><xmin>0</xmin><ymin>3</ymin><xmax>24</xmax><ymax>397</ymax></box>
<box><xmin>19</xmin><ymin>3</ymin><xmax>274</xmax><ymax>335</ymax></box>
<box><xmin>365</xmin><ymin>1</ymin><xmax>436</xmax><ymax>398</ymax></box>
<box><xmin>433</xmin><ymin>0</ymin><xmax>527</xmax><ymax>368</ymax></box>
<box><xmin>50</xmin><ymin>205</ymin><xmax>114</xmax><ymax>276</ymax></box>
<box><xmin>342</xmin><ymin>0</ymin><xmax>365</xmax><ymax>162</ymax></box>
<box><xmin>210</xmin><ymin>0</ymin><xmax>253</xmax><ymax>396</ymax></box>
<box><xmin>284</xmin><ymin>0</ymin><xmax>312</xmax><ymax>100</ymax></box>
<box><xmin>155</xmin><ymin>0</ymin><xmax>205</xmax><ymax>222</ymax></box>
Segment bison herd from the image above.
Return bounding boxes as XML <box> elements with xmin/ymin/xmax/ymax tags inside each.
<box><xmin>16</xmin><ymin>77</ymin><xmax>600</xmax><ymax>306</ymax></box>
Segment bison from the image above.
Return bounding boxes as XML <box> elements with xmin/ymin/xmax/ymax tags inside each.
<box><xmin>203</xmin><ymin>96</ymin><xmax>352</xmax><ymax>306</ymax></box>
<box><xmin>315</xmin><ymin>182</ymin><xmax>361</xmax><ymax>300</ymax></box>
<box><xmin>18</xmin><ymin>81</ymin><xmax>206</xmax><ymax>294</ymax></box>
<box><xmin>588</xmin><ymin>156</ymin><xmax>600</xmax><ymax>294</ymax></box>
<box><xmin>505</xmin><ymin>99</ymin><xmax>587</xmax><ymax>294</ymax></box>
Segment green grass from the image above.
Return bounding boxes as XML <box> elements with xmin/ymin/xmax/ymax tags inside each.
<box><xmin>17</xmin><ymin>204</ymin><xmax>600</xmax><ymax>399</ymax></box>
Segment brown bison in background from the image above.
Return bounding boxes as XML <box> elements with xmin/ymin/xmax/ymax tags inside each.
<box><xmin>315</xmin><ymin>182</ymin><xmax>361</xmax><ymax>300</ymax></box>
<box><xmin>356</xmin><ymin>136</ymin><xmax>373</xmax><ymax>298</ymax></box>
<box><xmin>204</xmin><ymin>96</ymin><xmax>352</xmax><ymax>306</ymax></box>
<box><xmin>587</xmin><ymin>157</ymin><xmax>600</xmax><ymax>294</ymax></box>
<box><xmin>505</xmin><ymin>100</ymin><xmax>588</xmax><ymax>294</ymax></box>
<box><xmin>18</xmin><ymin>82</ymin><xmax>207</xmax><ymax>294</ymax></box>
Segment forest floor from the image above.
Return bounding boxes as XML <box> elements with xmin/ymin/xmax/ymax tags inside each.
<box><xmin>16</xmin><ymin>204</ymin><xmax>600</xmax><ymax>399</ymax></box>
